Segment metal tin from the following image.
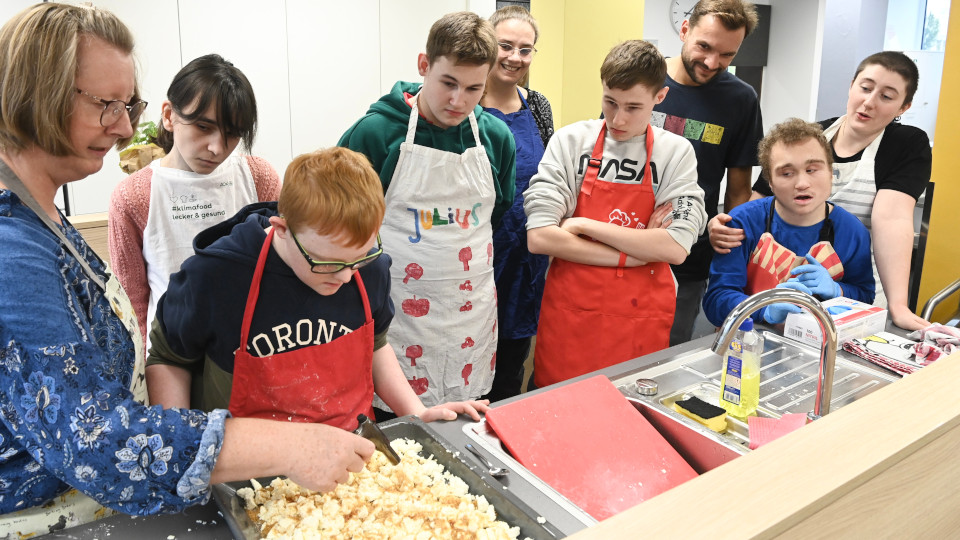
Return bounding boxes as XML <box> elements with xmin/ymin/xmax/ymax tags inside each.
<box><xmin>635</xmin><ymin>378</ymin><xmax>659</xmax><ymax>396</ymax></box>
<box><xmin>212</xmin><ymin>417</ymin><xmax>559</xmax><ymax>539</ymax></box>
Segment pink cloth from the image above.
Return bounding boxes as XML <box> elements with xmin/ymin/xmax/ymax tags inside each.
<box><xmin>107</xmin><ymin>155</ymin><xmax>281</xmax><ymax>345</ymax></box>
<box><xmin>748</xmin><ymin>413</ymin><xmax>808</xmax><ymax>450</ymax></box>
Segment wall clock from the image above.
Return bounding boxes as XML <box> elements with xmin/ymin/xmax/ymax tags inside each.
<box><xmin>670</xmin><ymin>0</ymin><xmax>699</xmax><ymax>34</ymax></box>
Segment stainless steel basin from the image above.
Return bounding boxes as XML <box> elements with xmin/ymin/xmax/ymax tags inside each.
<box><xmin>612</xmin><ymin>331</ymin><xmax>899</xmax><ymax>456</ymax></box>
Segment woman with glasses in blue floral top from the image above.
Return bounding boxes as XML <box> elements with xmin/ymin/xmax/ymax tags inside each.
<box><xmin>0</xmin><ymin>4</ymin><xmax>373</xmax><ymax>535</ymax></box>
<box><xmin>480</xmin><ymin>5</ymin><xmax>555</xmax><ymax>401</ymax></box>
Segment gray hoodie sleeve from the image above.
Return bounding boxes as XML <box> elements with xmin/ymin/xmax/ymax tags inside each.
<box><xmin>651</xmin><ymin>132</ymin><xmax>707</xmax><ymax>253</ymax></box>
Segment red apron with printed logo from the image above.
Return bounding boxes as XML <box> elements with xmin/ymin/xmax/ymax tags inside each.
<box><xmin>228</xmin><ymin>228</ymin><xmax>375</xmax><ymax>429</ymax></box>
<box><xmin>746</xmin><ymin>202</ymin><xmax>844</xmax><ymax>295</ymax></box>
<box><xmin>534</xmin><ymin>124</ymin><xmax>676</xmax><ymax>387</ymax></box>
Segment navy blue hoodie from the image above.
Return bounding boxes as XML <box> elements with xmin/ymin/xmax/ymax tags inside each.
<box><xmin>147</xmin><ymin>202</ymin><xmax>394</xmax><ymax>411</ymax></box>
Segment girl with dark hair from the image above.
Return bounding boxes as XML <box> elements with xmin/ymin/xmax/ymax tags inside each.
<box><xmin>109</xmin><ymin>54</ymin><xmax>281</xmax><ymax>346</ymax></box>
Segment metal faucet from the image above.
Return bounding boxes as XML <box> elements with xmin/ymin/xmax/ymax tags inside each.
<box><xmin>711</xmin><ymin>288</ymin><xmax>838</xmax><ymax>418</ymax></box>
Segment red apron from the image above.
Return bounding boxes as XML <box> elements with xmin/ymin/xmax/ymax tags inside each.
<box><xmin>534</xmin><ymin>124</ymin><xmax>676</xmax><ymax>387</ymax></box>
<box><xmin>228</xmin><ymin>228</ymin><xmax>375</xmax><ymax>429</ymax></box>
<box><xmin>746</xmin><ymin>201</ymin><xmax>844</xmax><ymax>295</ymax></box>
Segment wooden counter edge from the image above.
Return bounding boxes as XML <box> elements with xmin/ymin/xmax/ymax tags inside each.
<box><xmin>570</xmin><ymin>351</ymin><xmax>960</xmax><ymax>539</ymax></box>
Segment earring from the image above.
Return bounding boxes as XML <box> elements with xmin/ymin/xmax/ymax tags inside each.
<box><xmin>894</xmin><ymin>115</ymin><xmax>901</xmax><ymax>122</ymax></box>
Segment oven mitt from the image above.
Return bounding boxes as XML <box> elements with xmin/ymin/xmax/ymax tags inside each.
<box><xmin>763</xmin><ymin>281</ymin><xmax>811</xmax><ymax>324</ymax></box>
<box><xmin>788</xmin><ymin>254</ymin><xmax>842</xmax><ymax>299</ymax></box>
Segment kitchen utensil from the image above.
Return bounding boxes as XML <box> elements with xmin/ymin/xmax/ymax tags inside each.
<box><xmin>484</xmin><ymin>375</ymin><xmax>698</xmax><ymax>521</ymax></box>
<box><xmin>354</xmin><ymin>414</ymin><xmax>401</xmax><ymax>465</ymax></box>
<box><xmin>465</xmin><ymin>443</ymin><xmax>508</xmax><ymax>478</ymax></box>
<box><xmin>214</xmin><ymin>418</ymin><xmax>558</xmax><ymax>540</ymax></box>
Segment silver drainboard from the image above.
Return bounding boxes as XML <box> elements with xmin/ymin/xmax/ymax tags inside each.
<box><xmin>663</xmin><ymin>332</ymin><xmax>898</xmax><ymax>415</ymax></box>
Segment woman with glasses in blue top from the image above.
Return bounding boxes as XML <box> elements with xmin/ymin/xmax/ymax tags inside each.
<box><xmin>480</xmin><ymin>5</ymin><xmax>555</xmax><ymax>401</ymax></box>
<box><xmin>145</xmin><ymin>148</ymin><xmax>489</xmax><ymax>428</ymax></box>
<box><xmin>0</xmin><ymin>4</ymin><xmax>382</xmax><ymax>535</ymax></box>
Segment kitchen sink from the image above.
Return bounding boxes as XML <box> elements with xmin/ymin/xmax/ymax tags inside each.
<box><xmin>612</xmin><ymin>331</ymin><xmax>900</xmax><ymax>457</ymax></box>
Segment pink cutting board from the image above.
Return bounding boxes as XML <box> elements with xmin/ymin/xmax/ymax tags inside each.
<box><xmin>485</xmin><ymin>375</ymin><xmax>698</xmax><ymax>520</ymax></box>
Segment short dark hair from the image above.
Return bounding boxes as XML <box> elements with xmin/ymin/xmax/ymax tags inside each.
<box><xmin>600</xmin><ymin>40</ymin><xmax>666</xmax><ymax>92</ymax></box>
<box><xmin>689</xmin><ymin>0</ymin><xmax>759</xmax><ymax>37</ymax></box>
<box><xmin>154</xmin><ymin>54</ymin><xmax>258</xmax><ymax>153</ymax></box>
<box><xmin>853</xmin><ymin>51</ymin><xmax>920</xmax><ymax>107</ymax></box>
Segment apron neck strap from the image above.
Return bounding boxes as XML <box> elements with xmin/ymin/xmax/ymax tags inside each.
<box><xmin>765</xmin><ymin>197</ymin><xmax>835</xmax><ymax>243</ymax></box>
<box><xmin>0</xmin><ymin>160</ymin><xmax>107</xmax><ymax>291</ymax></box>
<box><xmin>406</xmin><ymin>89</ymin><xmax>481</xmax><ymax>147</ymax></box>
<box><xmin>582</xmin><ymin>123</ymin><xmax>654</xmax><ymax>197</ymax></box>
<box><xmin>238</xmin><ymin>228</ymin><xmax>375</xmax><ymax>353</ymax></box>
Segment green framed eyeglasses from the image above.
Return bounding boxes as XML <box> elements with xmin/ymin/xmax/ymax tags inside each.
<box><xmin>291</xmin><ymin>230</ymin><xmax>383</xmax><ymax>274</ymax></box>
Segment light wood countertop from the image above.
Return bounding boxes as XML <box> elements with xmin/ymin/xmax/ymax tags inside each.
<box><xmin>571</xmin><ymin>351</ymin><xmax>960</xmax><ymax>538</ymax></box>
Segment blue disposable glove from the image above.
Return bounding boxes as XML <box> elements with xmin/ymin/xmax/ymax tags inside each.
<box><xmin>788</xmin><ymin>254</ymin><xmax>842</xmax><ymax>299</ymax></box>
<box><xmin>762</xmin><ymin>281</ymin><xmax>812</xmax><ymax>324</ymax></box>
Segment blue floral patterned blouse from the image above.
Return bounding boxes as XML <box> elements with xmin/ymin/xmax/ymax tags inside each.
<box><xmin>0</xmin><ymin>190</ymin><xmax>227</xmax><ymax>515</ymax></box>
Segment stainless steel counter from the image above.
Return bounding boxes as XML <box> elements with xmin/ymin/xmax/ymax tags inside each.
<box><xmin>38</xmin><ymin>323</ymin><xmax>905</xmax><ymax>538</ymax></box>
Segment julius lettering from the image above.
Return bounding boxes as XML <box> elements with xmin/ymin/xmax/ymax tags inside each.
<box><xmin>405</xmin><ymin>204</ymin><xmax>482</xmax><ymax>243</ymax></box>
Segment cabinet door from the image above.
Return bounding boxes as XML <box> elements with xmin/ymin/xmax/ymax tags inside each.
<box><xmin>63</xmin><ymin>0</ymin><xmax>181</xmax><ymax>215</ymax></box>
<box><xmin>177</xmin><ymin>0</ymin><xmax>291</xmax><ymax>180</ymax></box>
<box><xmin>286</xmin><ymin>0</ymin><xmax>381</xmax><ymax>155</ymax></box>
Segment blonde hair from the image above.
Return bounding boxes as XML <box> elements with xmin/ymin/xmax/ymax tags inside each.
<box><xmin>601</xmin><ymin>40</ymin><xmax>667</xmax><ymax>92</ymax></box>
<box><xmin>757</xmin><ymin>118</ymin><xmax>833</xmax><ymax>181</ymax></box>
<box><xmin>0</xmin><ymin>3</ymin><xmax>141</xmax><ymax>155</ymax></box>
<box><xmin>489</xmin><ymin>5</ymin><xmax>539</xmax><ymax>43</ymax></box>
<box><xmin>278</xmin><ymin>148</ymin><xmax>385</xmax><ymax>248</ymax></box>
<box><xmin>425</xmin><ymin>11</ymin><xmax>498</xmax><ymax>67</ymax></box>
<box><xmin>689</xmin><ymin>0</ymin><xmax>759</xmax><ymax>37</ymax></box>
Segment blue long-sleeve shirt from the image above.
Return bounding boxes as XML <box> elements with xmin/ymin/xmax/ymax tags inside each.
<box><xmin>0</xmin><ymin>190</ymin><xmax>226</xmax><ymax>515</ymax></box>
<box><xmin>703</xmin><ymin>197</ymin><xmax>875</xmax><ymax>327</ymax></box>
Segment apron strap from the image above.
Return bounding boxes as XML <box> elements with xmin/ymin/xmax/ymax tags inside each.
<box><xmin>406</xmin><ymin>89</ymin><xmax>482</xmax><ymax>149</ymax></box>
<box><xmin>237</xmin><ymin>228</ymin><xmax>375</xmax><ymax>353</ymax></box>
<box><xmin>765</xmin><ymin>197</ymin><xmax>835</xmax><ymax>243</ymax></box>
<box><xmin>238</xmin><ymin>228</ymin><xmax>275</xmax><ymax>351</ymax></box>
<box><xmin>0</xmin><ymin>160</ymin><xmax>107</xmax><ymax>291</ymax></box>
<box><xmin>582</xmin><ymin>123</ymin><xmax>655</xmax><ymax>197</ymax></box>
<box><xmin>581</xmin><ymin>124</ymin><xmax>607</xmax><ymax>196</ymax></box>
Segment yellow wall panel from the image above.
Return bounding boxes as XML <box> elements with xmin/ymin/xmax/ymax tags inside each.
<box><xmin>919</xmin><ymin>3</ymin><xmax>960</xmax><ymax>322</ymax></box>
<box><xmin>530</xmin><ymin>0</ymin><xmax>645</xmax><ymax>128</ymax></box>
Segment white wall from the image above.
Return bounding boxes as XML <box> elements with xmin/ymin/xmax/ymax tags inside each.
<box><xmin>761</xmin><ymin>0</ymin><xmax>825</xmax><ymax>126</ymax></box>
<box><xmin>2</xmin><ymin>0</ymin><xmax>494</xmax><ymax>216</ymax></box>
<box><xmin>814</xmin><ymin>0</ymin><xmax>888</xmax><ymax>120</ymax></box>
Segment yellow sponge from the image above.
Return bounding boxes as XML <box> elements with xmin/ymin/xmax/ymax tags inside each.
<box><xmin>674</xmin><ymin>396</ymin><xmax>728</xmax><ymax>432</ymax></box>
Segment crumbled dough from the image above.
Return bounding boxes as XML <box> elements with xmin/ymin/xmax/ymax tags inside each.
<box><xmin>237</xmin><ymin>438</ymin><xmax>530</xmax><ymax>539</ymax></box>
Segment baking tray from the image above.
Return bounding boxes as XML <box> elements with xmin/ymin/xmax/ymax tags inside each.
<box><xmin>212</xmin><ymin>417</ymin><xmax>562</xmax><ymax>539</ymax></box>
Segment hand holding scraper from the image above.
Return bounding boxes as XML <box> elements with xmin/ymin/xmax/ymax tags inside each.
<box><xmin>354</xmin><ymin>414</ymin><xmax>401</xmax><ymax>465</ymax></box>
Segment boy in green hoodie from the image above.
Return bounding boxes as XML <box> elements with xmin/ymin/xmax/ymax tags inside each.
<box><xmin>339</xmin><ymin>11</ymin><xmax>516</xmax><ymax>416</ymax></box>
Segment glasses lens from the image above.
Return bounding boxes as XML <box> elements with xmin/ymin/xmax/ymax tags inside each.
<box><xmin>498</xmin><ymin>43</ymin><xmax>513</xmax><ymax>53</ymax></box>
<box><xmin>311</xmin><ymin>263</ymin><xmax>346</xmax><ymax>274</ymax></box>
<box><xmin>100</xmin><ymin>100</ymin><xmax>147</xmax><ymax>127</ymax></box>
<box><xmin>129</xmin><ymin>100</ymin><xmax>147</xmax><ymax>120</ymax></box>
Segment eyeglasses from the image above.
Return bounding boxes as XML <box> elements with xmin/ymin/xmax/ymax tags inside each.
<box><xmin>498</xmin><ymin>42</ymin><xmax>537</xmax><ymax>58</ymax></box>
<box><xmin>75</xmin><ymin>88</ymin><xmax>148</xmax><ymax>127</ymax></box>
<box><xmin>292</xmin><ymin>230</ymin><xmax>383</xmax><ymax>274</ymax></box>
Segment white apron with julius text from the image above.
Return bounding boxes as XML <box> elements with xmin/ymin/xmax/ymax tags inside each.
<box><xmin>823</xmin><ymin>116</ymin><xmax>886</xmax><ymax>307</ymax></box>
<box><xmin>142</xmin><ymin>155</ymin><xmax>258</xmax><ymax>348</ymax></box>
<box><xmin>376</xmin><ymin>95</ymin><xmax>498</xmax><ymax>409</ymax></box>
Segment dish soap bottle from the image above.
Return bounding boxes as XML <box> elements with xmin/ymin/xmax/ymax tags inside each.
<box><xmin>719</xmin><ymin>317</ymin><xmax>763</xmax><ymax>419</ymax></box>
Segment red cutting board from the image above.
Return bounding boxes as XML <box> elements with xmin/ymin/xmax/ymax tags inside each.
<box><xmin>485</xmin><ymin>375</ymin><xmax>698</xmax><ymax>520</ymax></box>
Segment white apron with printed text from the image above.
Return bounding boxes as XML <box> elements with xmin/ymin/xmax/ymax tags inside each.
<box><xmin>376</xmin><ymin>97</ymin><xmax>498</xmax><ymax>408</ymax></box>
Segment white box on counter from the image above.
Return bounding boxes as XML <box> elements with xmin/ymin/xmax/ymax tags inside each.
<box><xmin>783</xmin><ymin>297</ymin><xmax>887</xmax><ymax>350</ymax></box>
